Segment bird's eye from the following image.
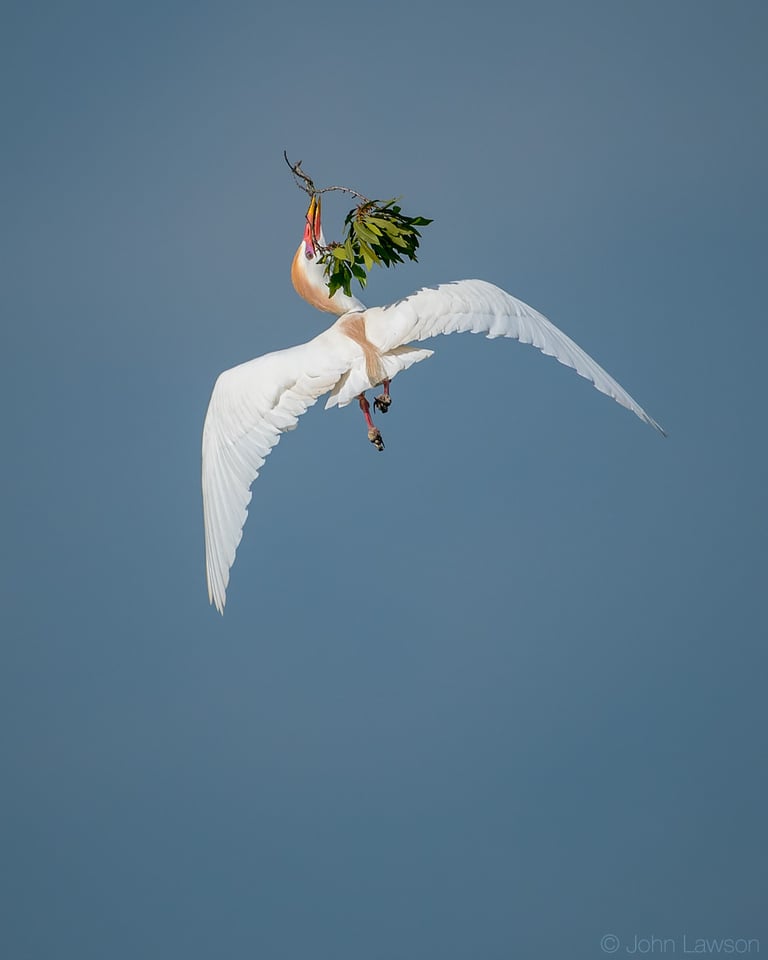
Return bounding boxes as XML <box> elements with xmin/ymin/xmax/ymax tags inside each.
<box><xmin>305</xmin><ymin>248</ymin><xmax>314</xmax><ymax>260</ymax></box>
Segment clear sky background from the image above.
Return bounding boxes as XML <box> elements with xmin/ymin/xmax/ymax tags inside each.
<box><xmin>2</xmin><ymin>1</ymin><xmax>766</xmax><ymax>958</ymax></box>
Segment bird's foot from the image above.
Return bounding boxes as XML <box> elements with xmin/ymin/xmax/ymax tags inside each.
<box><xmin>373</xmin><ymin>392</ymin><xmax>391</xmax><ymax>414</ymax></box>
<box><xmin>368</xmin><ymin>427</ymin><xmax>385</xmax><ymax>451</ymax></box>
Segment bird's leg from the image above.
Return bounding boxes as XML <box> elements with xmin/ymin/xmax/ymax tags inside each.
<box><xmin>358</xmin><ymin>393</ymin><xmax>384</xmax><ymax>451</ymax></box>
<box><xmin>373</xmin><ymin>379</ymin><xmax>392</xmax><ymax>414</ymax></box>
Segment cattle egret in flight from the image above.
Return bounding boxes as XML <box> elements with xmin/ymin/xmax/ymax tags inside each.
<box><xmin>202</xmin><ymin>196</ymin><xmax>664</xmax><ymax>613</ymax></box>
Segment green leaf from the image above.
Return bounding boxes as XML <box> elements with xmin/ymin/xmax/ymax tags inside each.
<box><xmin>360</xmin><ymin>243</ymin><xmax>376</xmax><ymax>272</ymax></box>
<box><xmin>316</xmin><ymin>192</ymin><xmax>433</xmax><ymax>296</ymax></box>
<box><xmin>354</xmin><ymin>221</ymin><xmax>377</xmax><ymax>244</ymax></box>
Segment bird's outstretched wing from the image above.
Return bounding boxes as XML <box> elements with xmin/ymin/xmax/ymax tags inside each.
<box><xmin>202</xmin><ymin>341</ymin><xmax>349</xmax><ymax>613</ymax></box>
<box><xmin>363</xmin><ymin>279</ymin><xmax>665</xmax><ymax>434</ymax></box>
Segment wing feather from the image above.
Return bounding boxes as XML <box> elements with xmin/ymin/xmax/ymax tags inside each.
<box><xmin>363</xmin><ymin>280</ymin><xmax>665</xmax><ymax>434</ymax></box>
<box><xmin>202</xmin><ymin>341</ymin><xmax>349</xmax><ymax>613</ymax></box>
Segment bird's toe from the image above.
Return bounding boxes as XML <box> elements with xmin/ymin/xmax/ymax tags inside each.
<box><xmin>367</xmin><ymin>427</ymin><xmax>385</xmax><ymax>451</ymax></box>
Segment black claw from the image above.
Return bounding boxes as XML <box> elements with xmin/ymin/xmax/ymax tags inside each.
<box><xmin>374</xmin><ymin>395</ymin><xmax>391</xmax><ymax>414</ymax></box>
<box><xmin>367</xmin><ymin>427</ymin><xmax>385</xmax><ymax>451</ymax></box>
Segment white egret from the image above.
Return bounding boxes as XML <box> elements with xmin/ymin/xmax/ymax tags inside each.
<box><xmin>202</xmin><ymin>196</ymin><xmax>664</xmax><ymax>613</ymax></box>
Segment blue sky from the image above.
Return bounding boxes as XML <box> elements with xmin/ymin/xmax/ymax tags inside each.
<box><xmin>2</xmin><ymin>1</ymin><xmax>766</xmax><ymax>957</ymax></box>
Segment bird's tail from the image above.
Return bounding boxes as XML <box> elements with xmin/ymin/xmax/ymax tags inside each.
<box><xmin>324</xmin><ymin>345</ymin><xmax>434</xmax><ymax>409</ymax></box>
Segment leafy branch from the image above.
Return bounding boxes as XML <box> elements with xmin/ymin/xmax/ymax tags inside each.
<box><xmin>284</xmin><ymin>152</ymin><xmax>432</xmax><ymax>298</ymax></box>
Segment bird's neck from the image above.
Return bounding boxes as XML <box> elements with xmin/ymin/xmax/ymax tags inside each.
<box><xmin>290</xmin><ymin>242</ymin><xmax>366</xmax><ymax>315</ymax></box>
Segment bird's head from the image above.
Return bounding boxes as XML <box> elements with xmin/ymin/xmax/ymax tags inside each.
<box><xmin>290</xmin><ymin>195</ymin><xmax>366</xmax><ymax>315</ymax></box>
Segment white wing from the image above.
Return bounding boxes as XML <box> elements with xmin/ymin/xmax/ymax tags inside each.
<box><xmin>202</xmin><ymin>339</ymin><xmax>349</xmax><ymax>613</ymax></box>
<box><xmin>363</xmin><ymin>279</ymin><xmax>665</xmax><ymax>434</ymax></box>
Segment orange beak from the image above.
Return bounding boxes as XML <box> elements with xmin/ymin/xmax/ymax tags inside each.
<box><xmin>303</xmin><ymin>195</ymin><xmax>322</xmax><ymax>257</ymax></box>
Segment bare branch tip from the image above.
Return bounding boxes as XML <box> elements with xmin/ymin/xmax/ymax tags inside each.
<box><xmin>283</xmin><ymin>151</ymin><xmax>316</xmax><ymax>196</ymax></box>
<box><xmin>283</xmin><ymin>153</ymin><xmax>373</xmax><ymax>205</ymax></box>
